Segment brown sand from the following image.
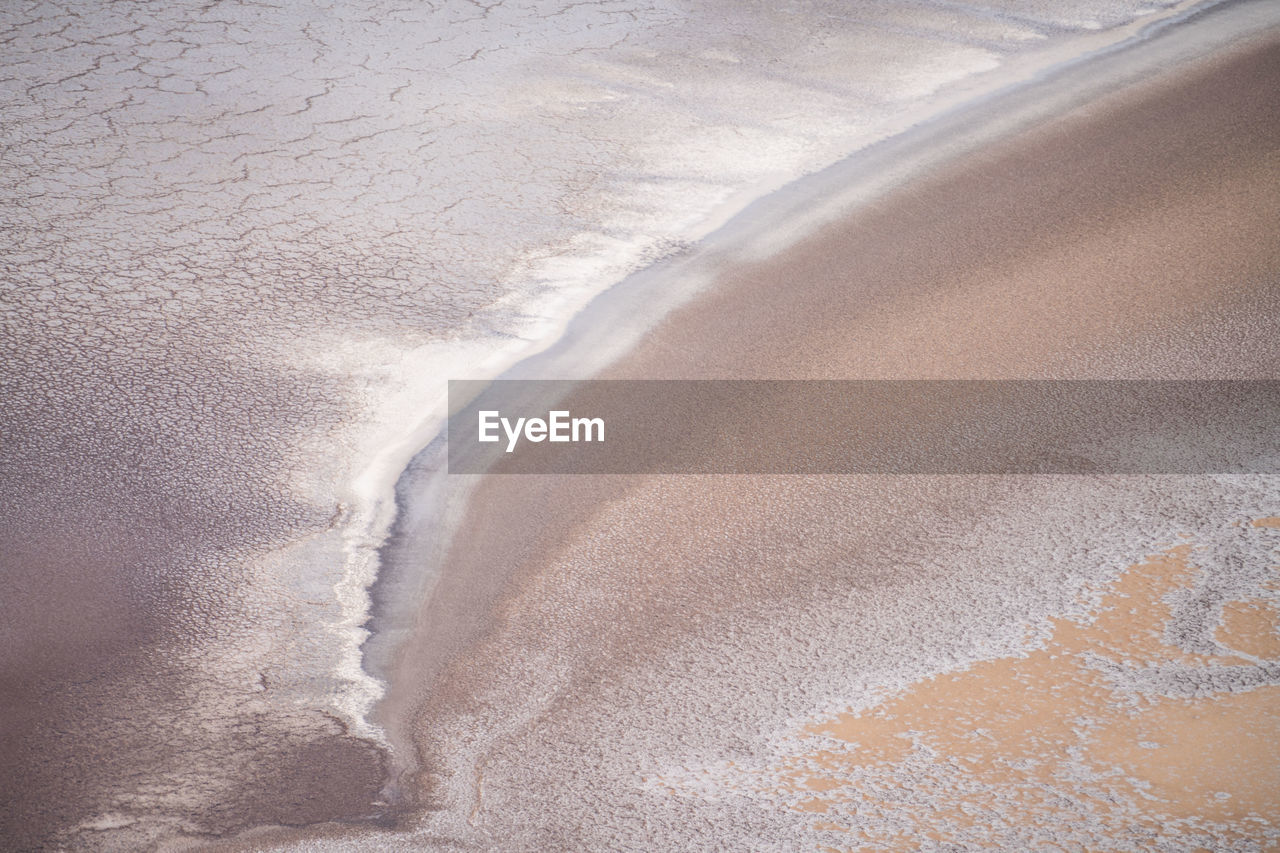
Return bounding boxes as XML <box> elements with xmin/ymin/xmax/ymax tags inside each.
<box><xmin>385</xmin><ymin>28</ymin><xmax>1280</xmax><ymax>851</ymax></box>
<box><xmin>604</xmin><ymin>46</ymin><xmax>1280</xmax><ymax>381</ymax></box>
<box><xmin>682</xmin><ymin>535</ymin><xmax>1280</xmax><ymax>849</ymax></box>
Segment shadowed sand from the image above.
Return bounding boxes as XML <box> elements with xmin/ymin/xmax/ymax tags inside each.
<box><xmin>372</xmin><ymin>24</ymin><xmax>1280</xmax><ymax>851</ymax></box>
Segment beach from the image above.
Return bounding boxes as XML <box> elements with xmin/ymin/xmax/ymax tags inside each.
<box><xmin>1</xmin><ymin>0</ymin><xmax>1277</xmax><ymax>849</ymax></box>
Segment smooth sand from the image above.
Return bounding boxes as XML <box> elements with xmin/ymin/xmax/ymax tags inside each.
<box><xmin>373</xmin><ymin>25</ymin><xmax>1280</xmax><ymax>852</ymax></box>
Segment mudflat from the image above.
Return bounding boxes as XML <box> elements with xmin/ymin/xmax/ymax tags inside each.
<box><xmin>383</xmin><ymin>30</ymin><xmax>1280</xmax><ymax>851</ymax></box>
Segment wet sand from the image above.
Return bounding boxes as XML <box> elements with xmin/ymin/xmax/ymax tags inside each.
<box><xmin>0</xmin><ymin>364</ymin><xmax>391</xmax><ymax>850</ymax></box>
<box><xmin>380</xmin><ymin>22</ymin><xmax>1280</xmax><ymax>852</ymax></box>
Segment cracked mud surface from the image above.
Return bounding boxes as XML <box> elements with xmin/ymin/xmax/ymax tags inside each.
<box><xmin>0</xmin><ymin>0</ymin><xmax>1267</xmax><ymax>849</ymax></box>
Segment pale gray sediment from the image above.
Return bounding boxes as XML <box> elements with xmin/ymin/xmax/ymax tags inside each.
<box><xmin>7</xmin><ymin>0</ymin><xmax>1189</xmax><ymax>846</ymax></box>
<box><xmin>2</xmin><ymin>0</ymin><xmax>1278</xmax><ymax>851</ymax></box>
<box><xmin>0</xmin><ymin>341</ymin><xmax>392</xmax><ymax>848</ymax></box>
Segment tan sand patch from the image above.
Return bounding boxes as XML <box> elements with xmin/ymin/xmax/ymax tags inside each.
<box><xmin>651</xmin><ymin>528</ymin><xmax>1280</xmax><ymax>848</ymax></box>
<box><xmin>1217</xmin><ymin>600</ymin><xmax>1280</xmax><ymax>659</ymax></box>
<box><xmin>785</xmin><ymin>541</ymin><xmax>1280</xmax><ymax>847</ymax></box>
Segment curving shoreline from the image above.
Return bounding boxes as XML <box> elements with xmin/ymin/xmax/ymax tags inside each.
<box><xmin>363</xmin><ymin>0</ymin><xmax>1279</xmax><ymax>783</ymax></box>
<box><xmin>151</xmin><ymin>0</ymin><xmax>1279</xmax><ymax>845</ymax></box>
<box><xmin>357</xmin><ymin>4</ymin><xmax>1280</xmax><ymax>849</ymax></box>
<box><xmin>2</xmin><ymin>0</ymin><xmax>1277</xmax><ymax>848</ymax></box>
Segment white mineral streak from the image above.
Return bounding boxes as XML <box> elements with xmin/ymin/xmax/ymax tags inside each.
<box><xmin>0</xmin><ymin>0</ymin><xmax>1243</xmax><ymax>844</ymax></box>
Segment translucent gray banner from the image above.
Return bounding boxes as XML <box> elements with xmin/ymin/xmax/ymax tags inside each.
<box><xmin>447</xmin><ymin>380</ymin><xmax>1280</xmax><ymax>475</ymax></box>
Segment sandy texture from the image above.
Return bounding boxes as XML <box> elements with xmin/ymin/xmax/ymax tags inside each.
<box><xmin>378</xmin><ymin>27</ymin><xmax>1280</xmax><ymax>852</ymax></box>
<box><xmin>8</xmin><ymin>0</ymin><xmax>1215</xmax><ymax>847</ymax></box>
<box><xmin>5</xmin><ymin>3</ymin><xmax>1275</xmax><ymax>851</ymax></box>
<box><xmin>702</xmin><ymin>535</ymin><xmax>1280</xmax><ymax>848</ymax></box>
